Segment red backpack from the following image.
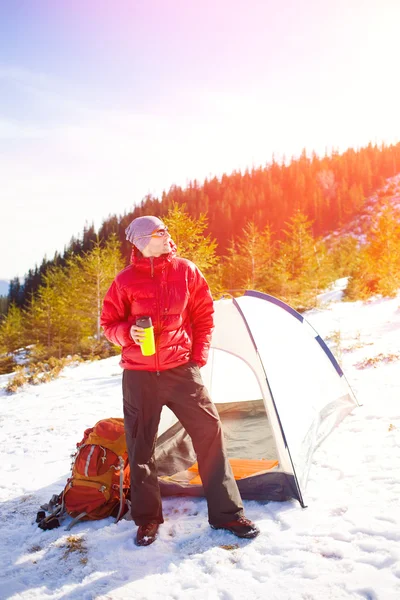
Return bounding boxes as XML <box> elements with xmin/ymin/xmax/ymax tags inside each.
<box><xmin>38</xmin><ymin>418</ymin><xmax>131</xmax><ymax>530</ymax></box>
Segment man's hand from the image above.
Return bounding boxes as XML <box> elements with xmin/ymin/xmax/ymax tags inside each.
<box><xmin>130</xmin><ymin>325</ymin><xmax>146</xmax><ymax>345</ymax></box>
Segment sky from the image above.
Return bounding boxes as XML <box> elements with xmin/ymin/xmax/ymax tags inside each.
<box><xmin>1</xmin><ymin>285</ymin><xmax>400</xmax><ymax>598</ymax></box>
<box><xmin>1</xmin><ymin>0</ymin><xmax>400</xmax><ymax>282</ymax></box>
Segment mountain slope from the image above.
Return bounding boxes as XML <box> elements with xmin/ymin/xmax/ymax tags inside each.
<box><xmin>328</xmin><ymin>173</ymin><xmax>400</xmax><ymax>242</ymax></box>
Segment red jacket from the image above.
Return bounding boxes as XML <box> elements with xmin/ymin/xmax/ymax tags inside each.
<box><xmin>100</xmin><ymin>246</ymin><xmax>214</xmax><ymax>371</ymax></box>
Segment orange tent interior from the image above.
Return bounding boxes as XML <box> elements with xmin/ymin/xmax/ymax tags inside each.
<box><xmin>188</xmin><ymin>458</ymin><xmax>279</xmax><ymax>485</ymax></box>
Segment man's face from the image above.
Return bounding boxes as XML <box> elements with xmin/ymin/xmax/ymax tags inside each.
<box><xmin>141</xmin><ymin>226</ymin><xmax>171</xmax><ymax>257</ymax></box>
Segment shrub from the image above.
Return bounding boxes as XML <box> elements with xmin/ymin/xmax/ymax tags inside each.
<box><xmin>28</xmin><ymin>344</ymin><xmax>53</xmax><ymax>364</ymax></box>
<box><xmin>4</xmin><ymin>355</ymin><xmax>84</xmax><ymax>393</ymax></box>
<box><xmin>79</xmin><ymin>338</ymin><xmax>121</xmax><ymax>361</ymax></box>
<box><xmin>5</xmin><ymin>366</ymin><xmax>29</xmax><ymax>393</ymax></box>
<box><xmin>0</xmin><ymin>354</ymin><xmax>17</xmax><ymax>375</ymax></box>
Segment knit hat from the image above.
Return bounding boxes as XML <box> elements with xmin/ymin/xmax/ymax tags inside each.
<box><xmin>125</xmin><ymin>216</ymin><xmax>165</xmax><ymax>252</ymax></box>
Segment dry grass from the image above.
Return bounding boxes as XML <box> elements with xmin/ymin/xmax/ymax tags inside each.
<box><xmin>5</xmin><ymin>355</ymin><xmax>83</xmax><ymax>393</ymax></box>
<box><xmin>325</xmin><ymin>330</ymin><xmax>343</xmax><ymax>361</ymax></box>
<box><xmin>342</xmin><ymin>341</ymin><xmax>374</xmax><ymax>353</ymax></box>
<box><xmin>61</xmin><ymin>535</ymin><xmax>88</xmax><ymax>565</ymax></box>
<box><xmin>355</xmin><ymin>353</ymin><xmax>400</xmax><ymax>369</ymax></box>
<box><xmin>5</xmin><ymin>366</ymin><xmax>28</xmax><ymax>393</ymax></box>
<box><xmin>326</xmin><ymin>329</ymin><xmax>375</xmax><ymax>356</ymax></box>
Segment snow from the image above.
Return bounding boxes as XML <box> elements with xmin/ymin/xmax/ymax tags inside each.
<box><xmin>325</xmin><ymin>174</ymin><xmax>400</xmax><ymax>245</ymax></box>
<box><xmin>316</xmin><ymin>277</ymin><xmax>349</xmax><ymax>305</ymax></box>
<box><xmin>1</xmin><ymin>290</ymin><xmax>400</xmax><ymax>599</ymax></box>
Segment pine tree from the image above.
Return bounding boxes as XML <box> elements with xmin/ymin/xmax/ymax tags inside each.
<box><xmin>8</xmin><ymin>278</ymin><xmax>23</xmax><ymax>307</ymax></box>
<box><xmin>0</xmin><ymin>303</ymin><xmax>24</xmax><ymax>354</ymax></box>
<box><xmin>59</xmin><ymin>255</ymin><xmax>94</xmax><ymax>353</ymax></box>
<box><xmin>163</xmin><ymin>203</ymin><xmax>221</xmax><ymax>294</ymax></box>
<box><xmin>27</xmin><ymin>266</ymin><xmax>71</xmax><ymax>357</ymax></box>
<box><xmin>221</xmin><ymin>239</ymin><xmax>243</xmax><ymax>293</ymax></box>
<box><xmin>0</xmin><ymin>296</ymin><xmax>9</xmax><ymax>320</ymax></box>
<box><xmin>347</xmin><ymin>204</ymin><xmax>400</xmax><ymax>299</ymax></box>
<box><xmin>221</xmin><ymin>222</ymin><xmax>276</xmax><ymax>294</ymax></box>
<box><xmin>72</xmin><ymin>234</ymin><xmax>125</xmax><ymax>342</ymax></box>
<box><xmin>344</xmin><ymin>247</ymin><xmax>373</xmax><ymax>300</ymax></box>
<box><xmin>23</xmin><ymin>235</ymin><xmax>124</xmax><ymax>357</ymax></box>
<box><xmin>274</xmin><ymin>211</ymin><xmax>331</xmax><ymax>309</ymax></box>
<box><xmin>365</xmin><ymin>205</ymin><xmax>400</xmax><ymax>296</ymax></box>
<box><xmin>328</xmin><ymin>235</ymin><xmax>360</xmax><ymax>278</ymax></box>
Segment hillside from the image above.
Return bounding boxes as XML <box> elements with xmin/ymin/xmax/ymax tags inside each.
<box><xmin>7</xmin><ymin>142</ymin><xmax>400</xmax><ymax>307</ymax></box>
<box><xmin>0</xmin><ymin>289</ymin><xmax>399</xmax><ymax>599</ymax></box>
<box><xmin>327</xmin><ymin>173</ymin><xmax>400</xmax><ymax>243</ymax></box>
<box><xmin>99</xmin><ymin>142</ymin><xmax>400</xmax><ymax>260</ymax></box>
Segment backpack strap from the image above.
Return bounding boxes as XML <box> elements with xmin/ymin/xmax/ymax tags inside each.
<box><xmin>65</xmin><ymin>512</ymin><xmax>88</xmax><ymax>531</ymax></box>
<box><xmin>64</xmin><ymin>457</ymin><xmax>127</xmax><ymax>529</ymax></box>
<box><xmin>114</xmin><ymin>456</ymin><xmax>126</xmax><ymax>523</ymax></box>
<box><xmin>37</xmin><ymin>495</ymin><xmax>66</xmax><ymax>530</ymax></box>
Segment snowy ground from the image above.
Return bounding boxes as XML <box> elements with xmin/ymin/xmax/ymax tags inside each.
<box><xmin>0</xmin><ymin>290</ymin><xmax>399</xmax><ymax>600</ymax></box>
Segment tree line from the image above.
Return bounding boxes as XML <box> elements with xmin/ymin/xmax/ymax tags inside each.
<box><xmin>1</xmin><ymin>197</ymin><xmax>400</xmax><ymax>373</ymax></box>
<box><xmin>6</xmin><ymin>141</ymin><xmax>400</xmax><ymax>309</ymax></box>
<box><xmin>0</xmin><ymin>235</ymin><xmax>124</xmax><ymax>372</ymax></box>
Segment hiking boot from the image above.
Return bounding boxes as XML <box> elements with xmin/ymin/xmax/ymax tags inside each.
<box><xmin>135</xmin><ymin>523</ymin><xmax>160</xmax><ymax>546</ymax></box>
<box><xmin>210</xmin><ymin>516</ymin><xmax>260</xmax><ymax>539</ymax></box>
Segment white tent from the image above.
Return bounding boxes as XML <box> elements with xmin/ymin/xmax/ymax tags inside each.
<box><xmin>156</xmin><ymin>291</ymin><xmax>358</xmax><ymax>506</ymax></box>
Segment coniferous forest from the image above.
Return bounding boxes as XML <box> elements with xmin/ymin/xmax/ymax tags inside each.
<box><xmin>1</xmin><ymin>141</ymin><xmax>400</xmax><ymax>373</ymax></box>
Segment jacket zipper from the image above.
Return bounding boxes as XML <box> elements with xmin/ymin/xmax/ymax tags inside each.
<box><xmin>155</xmin><ymin>289</ymin><xmax>160</xmax><ymax>375</ymax></box>
<box><xmin>151</xmin><ymin>257</ymin><xmax>160</xmax><ymax>375</ymax></box>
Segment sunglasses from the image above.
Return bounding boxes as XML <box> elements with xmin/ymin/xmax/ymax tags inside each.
<box><xmin>135</xmin><ymin>227</ymin><xmax>169</xmax><ymax>240</ymax></box>
<box><xmin>152</xmin><ymin>227</ymin><xmax>169</xmax><ymax>238</ymax></box>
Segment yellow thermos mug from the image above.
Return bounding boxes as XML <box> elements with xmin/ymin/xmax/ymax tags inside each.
<box><xmin>136</xmin><ymin>316</ymin><xmax>156</xmax><ymax>356</ymax></box>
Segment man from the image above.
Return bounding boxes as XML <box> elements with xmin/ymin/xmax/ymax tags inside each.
<box><xmin>101</xmin><ymin>215</ymin><xmax>259</xmax><ymax>546</ymax></box>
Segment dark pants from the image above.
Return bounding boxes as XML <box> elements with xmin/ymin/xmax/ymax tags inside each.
<box><xmin>122</xmin><ymin>362</ymin><xmax>244</xmax><ymax>526</ymax></box>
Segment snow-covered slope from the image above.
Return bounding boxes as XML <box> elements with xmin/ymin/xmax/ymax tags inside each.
<box><xmin>327</xmin><ymin>174</ymin><xmax>400</xmax><ymax>244</ymax></box>
<box><xmin>0</xmin><ymin>292</ymin><xmax>399</xmax><ymax>600</ymax></box>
